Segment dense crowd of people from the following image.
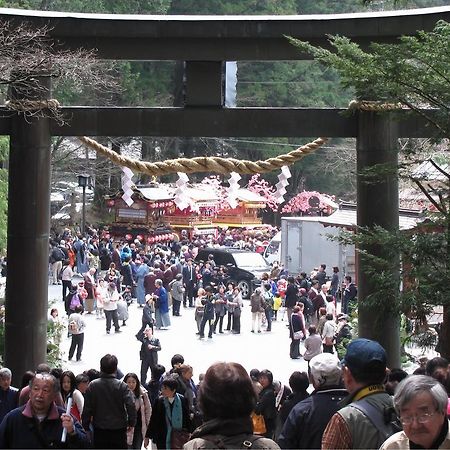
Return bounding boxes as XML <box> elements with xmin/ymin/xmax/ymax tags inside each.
<box><xmin>1</xmin><ymin>344</ymin><xmax>450</xmax><ymax>449</ymax></box>
<box><xmin>0</xmin><ymin>229</ymin><xmax>445</xmax><ymax>448</ymax></box>
<box><xmin>48</xmin><ymin>228</ymin><xmax>360</xmax><ymax>361</ymax></box>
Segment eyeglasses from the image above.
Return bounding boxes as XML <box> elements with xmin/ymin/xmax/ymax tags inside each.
<box><xmin>400</xmin><ymin>411</ymin><xmax>437</xmax><ymax>426</ymax></box>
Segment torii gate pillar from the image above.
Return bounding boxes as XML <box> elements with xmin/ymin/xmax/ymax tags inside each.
<box><xmin>5</xmin><ymin>79</ymin><xmax>51</xmax><ymax>382</ymax></box>
<box><xmin>357</xmin><ymin>108</ymin><xmax>401</xmax><ymax>368</ymax></box>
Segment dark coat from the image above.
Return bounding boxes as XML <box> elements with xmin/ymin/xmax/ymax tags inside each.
<box><xmin>82</xmin><ymin>374</ymin><xmax>136</xmax><ymax>431</ymax></box>
<box><xmin>142</xmin><ymin>303</ymin><xmax>154</xmax><ymax>325</ymax></box>
<box><xmin>277</xmin><ymin>387</ymin><xmax>347</xmax><ymax>449</ymax></box>
<box><xmin>121</xmin><ymin>263</ymin><xmax>134</xmax><ymax>288</ymax></box>
<box><xmin>290</xmin><ymin>313</ymin><xmax>305</xmax><ymax>339</ymax></box>
<box><xmin>314</xmin><ymin>271</ymin><xmax>327</xmax><ymax>286</ymax></box>
<box><xmin>0</xmin><ymin>387</ymin><xmax>19</xmax><ymax>424</ymax></box>
<box><xmin>182</xmin><ymin>265</ymin><xmax>196</xmax><ymax>286</ymax></box>
<box><xmin>201</xmin><ymin>296</ymin><xmax>215</xmax><ymax>320</ymax></box>
<box><xmin>277</xmin><ymin>391</ymin><xmax>309</xmax><ymax>428</ymax></box>
<box><xmin>0</xmin><ymin>403</ymin><xmax>89</xmax><ymax>448</ymax></box>
<box><xmin>146</xmin><ymin>394</ymin><xmax>191</xmax><ymax>450</ymax></box>
<box><xmin>284</xmin><ymin>284</ymin><xmax>298</xmax><ymax>308</ymax></box>
<box><xmin>139</xmin><ymin>336</ymin><xmax>161</xmax><ymax>367</ymax></box>
<box><xmin>255</xmin><ymin>386</ymin><xmax>277</xmax><ymax>438</ymax></box>
<box><xmin>343</xmin><ymin>283</ymin><xmax>357</xmax><ymax>303</ymax></box>
<box><xmin>185</xmin><ymin>417</ymin><xmax>279</xmax><ymax>450</ymax></box>
<box><xmin>144</xmin><ymin>273</ymin><xmax>157</xmax><ymax>295</ymax></box>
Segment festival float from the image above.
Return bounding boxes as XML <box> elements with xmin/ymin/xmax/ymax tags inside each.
<box><xmin>105</xmin><ymin>180</ymin><xmax>270</xmax><ymax>241</ymax></box>
<box><xmin>104</xmin><ymin>184</ymin><xmax>175</xmax><ymax>243</ymax></box>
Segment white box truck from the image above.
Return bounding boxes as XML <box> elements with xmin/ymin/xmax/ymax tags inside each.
<box><xmin>280</xmin><ymin>216</ymin><xmax>355</xmax><ymax>278</ymax></box>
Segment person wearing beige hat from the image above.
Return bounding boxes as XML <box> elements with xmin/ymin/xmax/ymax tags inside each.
<box><xmin>277</xmin><ymin>353</ymin><xmax>346</xmax><ymax>449</ymax></box>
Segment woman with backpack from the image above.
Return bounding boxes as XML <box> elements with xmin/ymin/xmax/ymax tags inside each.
<box><xmin>67</xmin><ymin>305</ymin><xmax>86</xmax><ymax>362</ymax></box>
<box><xmin>65</xmin><ymin>285</ymin><xmax>82</xmax><ymax>316</ymax></box>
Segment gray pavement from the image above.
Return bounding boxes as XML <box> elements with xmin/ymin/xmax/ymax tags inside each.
<box><xmin>48</xmin><ymin>282</ymin><xmax>308</xmax><ymax>385</ymax></box>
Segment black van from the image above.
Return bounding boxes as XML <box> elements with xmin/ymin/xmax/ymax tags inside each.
<box><xmin>195</xmin><ymin>247</ymin><xmax>271</xmax><ymax>298</ymax></box>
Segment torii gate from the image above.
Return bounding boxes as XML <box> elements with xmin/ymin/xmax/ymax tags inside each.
<box><xmin>1</xmin><ymin>6</ymin><xmax>449</xmax><ymax>381</ymax></box>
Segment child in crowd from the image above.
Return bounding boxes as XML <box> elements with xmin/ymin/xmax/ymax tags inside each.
<box><xmin>273</xmin><ymin>291</ymin><xmax>282</xmax><ymax>321</ymax></box>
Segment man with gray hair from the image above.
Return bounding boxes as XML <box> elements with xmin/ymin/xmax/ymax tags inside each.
<box><xmin>0</xmin><ymin>372</ymin><xmax>88</xmax><ymax>448</ymax></box>
<box><xmin>0</xmin><ymin>368</ymin><xmax>18</xmax><ymax>423</ymax></box>
<box><xmin>380</xmin><ymin>375</ymin><xmax>450</xmax><ymax>449</ymax></box>
<box><xmin>277</xmin><ymin>353</ymin><xmax>347</xmax><ymax>449</ymax></box>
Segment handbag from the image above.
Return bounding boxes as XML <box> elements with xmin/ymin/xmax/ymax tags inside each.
<box><xmin>293</xmin><ymin>330</ymin><xmax>302</xmax><ymax>340</ymax></box>
<box><xmin>171</xmin><ymin>429</ymin><xmax>191</xmax><ymax>449</ymax></box>
<box><xmin>251</xmin><ymin>411</ymin><xmax>267</xmax><ymax>435</ymax></box>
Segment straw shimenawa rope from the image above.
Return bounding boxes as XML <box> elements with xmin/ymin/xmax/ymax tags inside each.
<box><xmin>348</xmin><ymin>100</ymin><xmax>405</xmax><ymax>111</ymax></box>
<box><xmin>79</xmin><ymin>136</ymin><xmax>328</xmax><ymax>176</ymax></box>
<box><xmin>5</xmin><ymin>99</ymin><xmax>61</xmax><ymax>112</ymax></box>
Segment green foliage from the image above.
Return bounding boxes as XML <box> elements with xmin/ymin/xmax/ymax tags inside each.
<box><xmin>296</xmin><ymin>0</ymin><xmax>368</xmax><ymax>13</ymax></box>
<box><xmin>169</xmin><ymin>0</ymin><xmax>297</xmax><ymax>14</ymax></box>
<box><xmin>2</xmin><ymin>0</ymin><xmax>171</xmax><ymax>13</ymax></box>
<box><xmin>289</xmin><ymin>20</ymin><xmax>450</xmax><ymax>138</ymax></box>
<box><xmin>46</xmin><ymin>319</ymin><xmax>64</xmax><ymax>367</ymax></box>
<box><xmin>0</xmin><ymin>304</ymin><xmax>4</xmax><ymax>365</ymax></box>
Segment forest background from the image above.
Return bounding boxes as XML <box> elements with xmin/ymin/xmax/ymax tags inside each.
<box><xmin>0</xmin><ymin>0</ymin><xmax>448</xmax><ymax>249</ymax></box>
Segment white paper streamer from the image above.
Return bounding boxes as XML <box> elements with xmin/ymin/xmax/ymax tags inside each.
<box><xmin>226</xmin><ymin>172</ymin><xmax>241</xmax><ymax>208</ymax></box>
<box><xmin>273</xmin><ymin>165</ymin><xmax>291</xmax><ymax>204</ymax></box>
<box><xmin>174</xmin><ymin>172</ymin><xmax>190</xmax><ymax>211</ymax></box>
<box><xmin>121</xmin><ymin>166</ymin><xmax>135</xmax><ymax>207</ymax></box>
<box><xmin>61</xmin><ymin>396</ymin><xmax>73</xmax><ymax>443</ymax></box>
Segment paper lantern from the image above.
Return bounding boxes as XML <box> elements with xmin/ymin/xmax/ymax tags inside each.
<box><xmin>136</xmin><ymin>234</ymin><xmax>143</xmax><ymax>242</ymax></box>
<box><xmin>125</xmin><ymin>234</ymin><xmax>133</xmax><ymax>241</ymax></box>
<box><xmin>148</xmin><ymin>236</ymin><xmax>155</xmax><ymax>244</ymax></box>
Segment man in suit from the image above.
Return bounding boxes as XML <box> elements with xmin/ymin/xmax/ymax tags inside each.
<box><xmin>138</xmin><ymin>327</ymin><xmax>161</xmax><ymax>385</ymax></box>
<box><xmin>182</xmin><ymin>258</ymin><xmax>196</xmax><ymax>307</ymax></box>
<box><xmin>342</xmin><ymin>275</ymin><xmax>357</xmax><ymax>315</ymax></box>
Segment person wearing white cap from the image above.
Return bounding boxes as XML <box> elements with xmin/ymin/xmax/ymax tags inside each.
<box><xmin>277</xmin><ymin>353</ymin><xmax>346</xmax><ymax>449</ymax></box>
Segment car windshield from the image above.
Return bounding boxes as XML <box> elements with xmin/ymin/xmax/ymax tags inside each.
<box><xmin>232</xmin><ymin>252</ymin><xmax>269</xmax><ymax>269</ymax></box>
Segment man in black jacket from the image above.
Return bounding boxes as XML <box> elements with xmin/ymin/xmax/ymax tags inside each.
<box><xmin>139</xmin><ymin>327</ymin><xmax>162</xmax><ymax>385</ymax></box>
<box><xmin>277</xmin><ymin>353</ymin><xmax>347</xmax><ymax>449</ymax></box>
<box><xmin>82</xmin><ymin>354</ymin><xmax>136</xmax><ymax>449</ymax></box>
<box><xmin>342</xmin><ymin>275</ymin><xmax>357</xmax><ymax>315</ymax></box>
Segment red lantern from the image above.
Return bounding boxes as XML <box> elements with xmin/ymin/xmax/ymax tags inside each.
<box><xmin>125</xmin><ymin>234</ymin><xmax>133</xmax><ymax>241</ymax></box>
<box><xmin>136</xmin><ymin>234</ymin><xmax>143</xmax><ymax>242</ymax></box>
<box><xmin>148</xmin><ymin>236</ymin><xmax>155</xmax><ymax>244</ymax></box>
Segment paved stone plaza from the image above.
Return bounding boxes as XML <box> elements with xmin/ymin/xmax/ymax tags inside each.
<box><xmin>48</xmin><ymin>282</ymin><xmax>308</xmax><ymax>385</ymax></box>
